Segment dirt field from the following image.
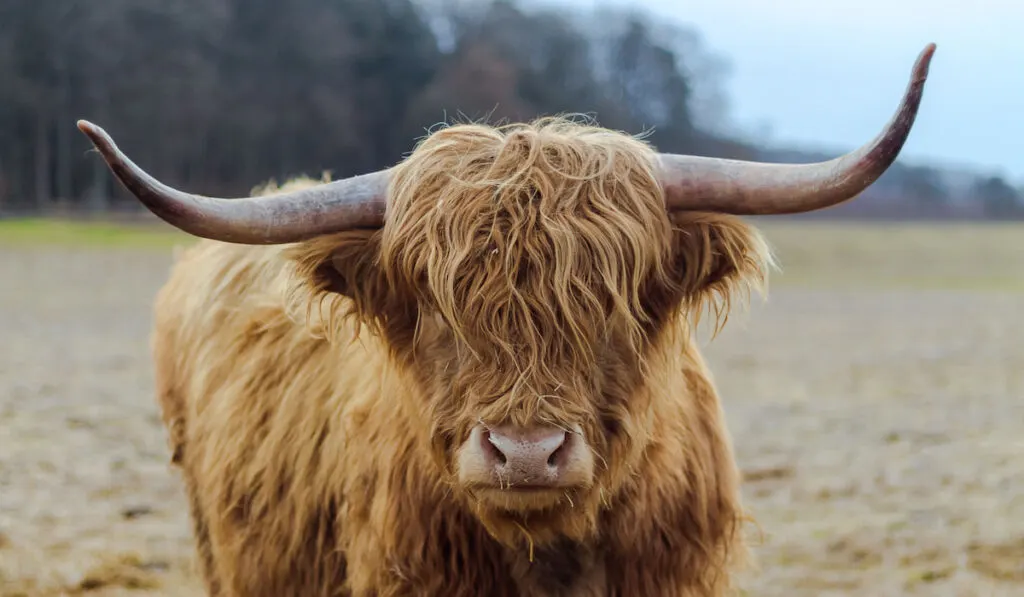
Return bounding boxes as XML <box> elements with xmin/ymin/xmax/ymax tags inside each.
<box><xmin>1</xmin><ymin>219</ymin><xmax>1022</xmax><ymax>596</ymax></box>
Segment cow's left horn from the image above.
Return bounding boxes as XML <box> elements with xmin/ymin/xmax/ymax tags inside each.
<box><xmin>657</xmin><ymin>43</ymin><xmax>936</xmax><ymax>215</ymax></box>
<box><xmin>76</xmin><ymin>120</ymin><xmax>390</xmax><ymax>244</ymax></box>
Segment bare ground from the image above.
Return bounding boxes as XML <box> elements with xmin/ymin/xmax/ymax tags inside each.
<box><xmin>1</xmin><ymin>241</ymin><xmax>1022</xmax><ymax>596</ymax></box>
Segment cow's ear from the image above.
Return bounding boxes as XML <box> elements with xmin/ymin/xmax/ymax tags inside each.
<box><xmin>321</xmin><ymin>230</ymin><xmax>386</xmax><ymax>301</ymax></box>
<box><xmin>286</xmin><ymin>230</ymin><xmax>399</xmax><ymax>323</ymax></box>
<box><xmin>666</xmin><ymin>213</ymin><xmax>773</xmax><ymax>322</ymax></box>
<box><xmin>322</xmin><ymin>230</ymin><xmax>422</xmax><ymax>349</ymax></box>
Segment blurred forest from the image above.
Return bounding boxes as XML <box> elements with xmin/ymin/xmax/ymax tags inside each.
<box><xmin>0</xmin><ymin>0</ymin><xmax>1020</xmax><ymax>219</ymax></box>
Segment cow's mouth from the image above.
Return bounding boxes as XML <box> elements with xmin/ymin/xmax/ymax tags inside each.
<box><xmin>469</xmin><ymin>487</ymin><xmax>599</xmax><ymax>548</ymax></box>
<box><xmin>470</xmin><ymin>484</ymin><xmax>582</xmax><ymax>512</ymax></box>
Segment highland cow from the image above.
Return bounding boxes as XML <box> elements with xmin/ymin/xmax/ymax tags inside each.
<box><xmin>78</xmin><ymin>44</ymin><xmax>935</xmax><ymax>597</ymax></box>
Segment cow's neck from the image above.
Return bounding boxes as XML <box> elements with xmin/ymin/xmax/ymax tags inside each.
<box><xmin>504</xmin><ymin>537</ymin><xmax>605</xmax><ymax>596</ymax></box>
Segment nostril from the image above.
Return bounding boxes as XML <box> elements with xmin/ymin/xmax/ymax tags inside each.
<box><xmin>482</xmin><ymin>429</ymin><xmax>507</xmax><ymax>465</ymax></box>
<box><xmin>493</xmin><ymin>445</ymin><xmax>507</xmax><ymax>466</ymax></box>
<box><xmin>546</xmin><ymin>432</ymin><xmax>570</xmax><ymax>468</ymax></box>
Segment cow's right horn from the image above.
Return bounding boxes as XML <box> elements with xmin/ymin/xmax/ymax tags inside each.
<box><xmin>77</xmin><ymin>120</ymin><xmax>391</xmax><ymax>245</ymax></box>
<box><xmin>657</xmin><ymin>43</ymin><xmax>936</xmax><ymax>215</ymax></box>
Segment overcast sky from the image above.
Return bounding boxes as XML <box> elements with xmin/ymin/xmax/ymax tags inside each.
<box><xmin>555</xmin><ymin>0</ymin><xmax>1021</xmax><ymax>181</ymax></box>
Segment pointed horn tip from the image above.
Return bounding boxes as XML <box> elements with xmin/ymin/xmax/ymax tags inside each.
<box><xmin>76</xmin><ymin>120</ymin><xmax>116</xmax><ymax>154</ymax></box>
<box><xmin>76</xmin><ymin>119</ymin><xmax>100</xmax><ymax>138</ymax></box>
<box><xmin>914</xmin><ymin>43</ymin><xmax>937</xmax><ymax>80</ymax></box>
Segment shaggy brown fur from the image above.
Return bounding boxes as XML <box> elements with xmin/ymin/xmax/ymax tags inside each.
<box><xmin>152</xmin><ymin>117</ymin><xmax>774</xmax><ymax>596</ymax></box>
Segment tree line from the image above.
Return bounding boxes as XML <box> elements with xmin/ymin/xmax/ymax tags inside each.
<box><xmin>0</xmin><ymin>0</ymin><xmax>1019</xmax><ymax>218</ymax></box>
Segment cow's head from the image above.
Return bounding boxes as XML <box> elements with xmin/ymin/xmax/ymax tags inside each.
<box><xmin>78</xmin><ymin>45</ymin><xmax>934</xmax><ymax>548</ymax></box>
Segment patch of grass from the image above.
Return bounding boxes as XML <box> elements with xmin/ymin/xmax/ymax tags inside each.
<box><xmin>2</xmin><ymin>217</ymin><xmax>1022</xmax><ymax>291</ymax></box>
<box><xmin>0</xmin><ymin>218</ymin><xmax>190</xmax><ymax>249</ymax></box>
<box><xmin>756</xmin><ymin>220</ymin><xmax>1024</xmax><ymax>292</ymax></box>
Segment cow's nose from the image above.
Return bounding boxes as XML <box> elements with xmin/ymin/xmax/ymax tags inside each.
<box><xmin>457</xmin><ymin>423</ymin><xmax>595</xmax><ymax>492</ymax></box>
<box><xmin>478</xmin><ymin>425</ymin><xmax>572</xmax><ymax>487</ymax></box>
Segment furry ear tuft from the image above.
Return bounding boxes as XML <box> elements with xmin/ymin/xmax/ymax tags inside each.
<box><xmin>667</xmin><ymin>213</ymin><xmax>776</xmax><ymax>336</ymax></box>
<box><xmin>282</xmin><ymin>230</ymin><xmax>414</xmax><ymax>345</ymax></box>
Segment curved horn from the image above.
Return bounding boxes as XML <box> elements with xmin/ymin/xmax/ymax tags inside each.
<box><xmin>658</xmin><ymin>43</ymin><xmax>936</xmax><ymax>215</ymax></box>
<box><xmin>76</xmin><ymin>120</ymin><xmax>391</xmax><ymax>244</ymax></box>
